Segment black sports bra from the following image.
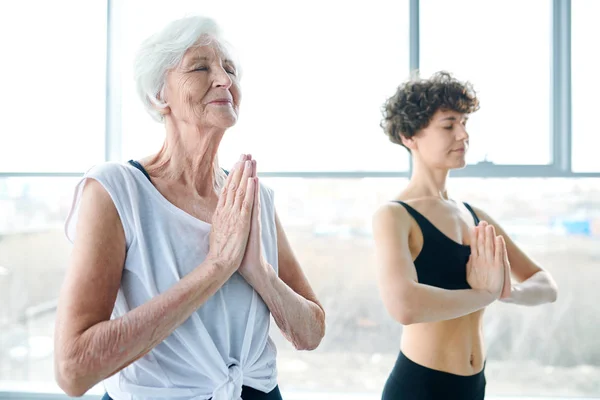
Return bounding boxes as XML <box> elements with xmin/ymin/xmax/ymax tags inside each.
<box><xmin>393</xmin><ymin>201</ymin><xmax>480</xmax><ymax>290</ymax></box>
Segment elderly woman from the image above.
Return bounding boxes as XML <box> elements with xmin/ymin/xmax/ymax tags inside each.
<box><xmin>54</xmin><ymin>16</ymin><xmax>325</xmax><ymax>400</ymax></box>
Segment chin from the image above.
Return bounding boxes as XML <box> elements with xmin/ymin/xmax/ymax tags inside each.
<box><xmin>448</xmin><ymin>160</ymin><xmax>467</xmax><ymax>170</ymax></box>
<box><xmin>211</xmin><ymin>114</ymin><xmax>238</xmax><ymax>129</ymax></box>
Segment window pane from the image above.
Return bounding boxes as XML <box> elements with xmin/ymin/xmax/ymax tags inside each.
<box><xmin>0</xmin><ymin>1</ymin><xmax>107</xmax><ymax>173</ymax></box>
<box><xmin>420</xmin><ymin>0</ymin><xmax>551</xmax><ymax>166</ymax></box>
<box><xmin>0</xmin><ymin>177</ymin><xmax>77</xmax><ymax>381</ymax></box>
<box><xmin>120</xmin><ymin>0</ymin><xmax>410</xmax><ymax>173</ymax></box>
<box><xmin>572</xmin><ymin>0</ymin><xmax>600</xmax><ymax>172</ymax></box>
<box><xmin>2</xmin><ymin>176</ymin><xmax>598</xmax><ymax>398</ymax></box>
<box><xmin>264</xmin><ymin>177</ymin><xmax>599</xmax><ymax>397</ymax></box>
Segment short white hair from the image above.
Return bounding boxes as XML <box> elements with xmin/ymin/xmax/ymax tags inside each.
<box><xmin>134</xmin><ymin>15</ymin><xmax>239</xmax><ymax>123</ymax></box>
<box><xmin>134</xmin><ymin>15</ymin><xmax>238</xmax><ymax>191</ymax></box>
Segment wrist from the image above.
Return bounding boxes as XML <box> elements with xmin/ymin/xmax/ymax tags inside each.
<box><xmin>475</xmin><ymin>288</ymin><xmax>498</xmax><ymax>304</ymax></box>
<box><xmin>205</xmin><ymin>254</ymin><xmax>237</xmax><ymax>273</ymax></box>
<box><xmin>241</xmin><ymin>260</ymin><xmax>272</xmax><ymax>287</ymax></box>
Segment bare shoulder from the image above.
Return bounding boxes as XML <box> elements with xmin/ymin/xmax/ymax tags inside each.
<box><xmin>69</xmin><ymin>176</ymin><xmax>126</xmax><ymax>284</ymax></box>
<box><xmin>373</xmin><ymin>201</ymin><xmax>409</xmax><ymax>226</ymax></box>
<box><xmin>372</xmin><ymin>201</ymin><xmax>414</xmax><ymax>244</ymax></box>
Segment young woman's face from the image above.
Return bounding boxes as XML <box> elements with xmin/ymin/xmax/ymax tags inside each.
<box><xmin>407</xmin><ymin>109</ymin><xmax>470</xmax><ymax>169</ymax></box>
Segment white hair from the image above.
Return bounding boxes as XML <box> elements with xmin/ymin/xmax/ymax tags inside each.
<box><xmin>134</xmin><ymin>15</ymin><xmax>239</xmax><ymax>191</ymax></box>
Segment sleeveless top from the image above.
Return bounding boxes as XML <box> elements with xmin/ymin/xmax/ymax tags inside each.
<box><xmin>65</xmin><ymin>162</ymin><xmax>279</xmax><ymax>400</ymax></box>
<box><xmin>393</xmin><ymin>201</ymin><xmax>480</xmax><ymax>290</ymax></box>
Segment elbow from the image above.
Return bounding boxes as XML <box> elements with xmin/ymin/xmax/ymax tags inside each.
<box><xmin>54</xmin><ymin>353</ymin><xmax>94</xmax><ymax>397</ymax></box>
<box><xmin>392</xmin><ymin>307</ymin><xmax>417</xmax><ymax>326</ymax></box>
<box><xmin>295</xmin><ymin>336</ymin><xmax>322</xmax><ymax>351</ymax></box>
<box><xmin>539</xmin><ymin>271</ymin><xmax>558</xmax><ymax>304</ymax></box>
<box><xmin>298</xmin><ymin>330</ymin><xmax>324</xmax><ymax>351</ymax></box>
<box><xmin>55</xmin><ymin>366</ymin><xmax>89</xmax><ymax>397</ymax></box>
<box><xmin>302</xmin><ymin>323</ymin><xmax>325</xmax><ymax>351</ymax></box>
<box><xmin>293</xmin><ymin>307</ymin><xmax>326</xmax><ymax>351</ymax></box>
<box><xmin>384</xmin><ymin>288</ymin><xmax>419</xmax><ymax>325</ymax></box>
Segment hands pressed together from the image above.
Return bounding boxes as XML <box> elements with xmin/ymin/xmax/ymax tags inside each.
<box><xmin>206</xmin><ymin>154</ymin><xmax>268</xmax><ymax>283</ymax></box>
<box><xmin>467</xmin><ymin>221</ymin><xmax>512</xmax><ymax>301</ymax></box>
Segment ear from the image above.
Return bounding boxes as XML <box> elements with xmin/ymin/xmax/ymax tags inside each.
<box><xmin>155</xmin><ymin>104</ymin><xmax>171</xmax><ymax>117</ymax></box>
<box><xmin>152</xmin><ymin>91</ymin><xmax>171</xmax><ymax>117</ymax></box>
<box><xmin>400</xmin><ymin>134</ymin><xmax>417</xmax><ymax>151</ymax></box>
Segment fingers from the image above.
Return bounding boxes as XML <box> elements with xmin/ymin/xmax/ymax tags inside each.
<box><xmin>252</xmin><ymin>160</ymin><xmax>260</xmax><ymax>208</ymax></box>
<box><xmin>255</xmin><ymin>176</ymin><xmax>261</xmax><ymax>209</ymax></box>
<box><xmin>502</xmin><ymin>236</ymin><xmax>511</xmax><ymax>283</ymax></box>
<box><xmin>224</xmin><ymin>154</ymin><xmax>248</xmax><ymax>208</ymax></box>
<box><xmin>218</xmin><ymin>155</ymin><xmax>243</xmax><ymax>208</ymax></box>
<box><xmin>233</xmin><ymin>159</ymin><xmax>254</xmax><ymax>210</ymax></box>
<box><xmin>249</xmin><ymin>177</ymin><xmax>261</xmax><ymax>234</ymax></box>
<box><xmin>241</xmin><ymin>177</ymin><xmax>257</xmax><ymax>220</ymax></box>
<box><xmin>477</xmin><ymin>222</ymin><xmax>486</xmax><ymax>260</ymax></box>
<box><xmin>485</xmin><ymin>224</ymin><xmax>496</xmax><ymax>264</ymax></box>
<box><xmin>253</xmin><ymin>176</ymin><xmax>262</xmax><ymax>222</ymax></box>
<box><xmin>500</xmin><ymin>245</ymin><xmax>512</xmax><ymax>299</ymax></box>
<box><xmin>494</xmin><ymin>235</ymin><xmax>504</xmax><ymax>268</ymax></box>
<box><xmin>502</xmin><ymin>236</ymin><xmax>509</xmax><ymax>266</ymax></box>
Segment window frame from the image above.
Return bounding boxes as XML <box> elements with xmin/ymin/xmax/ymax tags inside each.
<box><xmin>1</xmin><ymin>0</ymin><xmax>595</xmax><ymax>179</ymax></box>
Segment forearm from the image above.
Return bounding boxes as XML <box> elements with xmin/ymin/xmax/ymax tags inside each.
<box><xmin>247</xmin><ymin>264</ymin><xmax>325</xmax><ymax>350</ymax></box>
<box><xmin>56</xmin><ymin>259</ymin><xmax>235</xmax><ymax>395</ymax></box>
<box><xmin>397</xmin><ymin>283</ymin><xmax>496</xmax><ymax>324</ymax></box>
<box><xmin>502</xmin><ymin>271</ymin><xmax>558</xmax><ymax>306</ymax></box>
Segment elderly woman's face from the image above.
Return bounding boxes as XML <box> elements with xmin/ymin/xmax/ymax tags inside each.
<box><xmin>163</xmin><ymin>42</ymin><xmax>241</xmax><ymax>129</ymax></box>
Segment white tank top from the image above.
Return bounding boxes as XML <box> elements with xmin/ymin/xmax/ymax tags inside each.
<box><xmin>65</xmin><ymin>162</ymin><xmax>279</xmax><ymax>400</ymax></box>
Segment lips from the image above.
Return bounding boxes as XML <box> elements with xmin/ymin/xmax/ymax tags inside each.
<box><xmin>208</xmin><ymin>99</ymin><xmax>232</xmax><ymax>105</ymax></box>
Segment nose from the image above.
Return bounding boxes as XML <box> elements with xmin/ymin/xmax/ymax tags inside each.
<box><xmin>213</xmin><ymin>66</ymin><xmax>233</xmax><ymax>89</ymax></box>
<box><xmin>456</xmin><ymin>125</ymin><xmax>469</xmax><ymax>141</ymax></box>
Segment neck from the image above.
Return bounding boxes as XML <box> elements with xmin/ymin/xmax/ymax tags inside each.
<box><xmin>145</xmin><ymin>117</ymin><xmax>225</xmax><ymax>198</ymax></box>
<box><xmin>406</xmin><ymin>155</ymin><xmax>451</xmax><ymax>200</ymax></box>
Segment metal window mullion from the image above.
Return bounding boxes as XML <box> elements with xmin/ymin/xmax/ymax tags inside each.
<box><xmin>552</xmin><ymin>0</ymin><xmax>572</xmax><ymax>173</ymax></box>
<box><xmin>408</xmin><ymin>0</ymin><xmax>420</xmax><ymax>177</ymax></box>
<box><xmin>409</xmin><ymin>0</ymin><xmax>420</xmax><ymax>75</ymax></box>
<box><xmin>0</xmin><ymin>172</ymin><xmax>84</xmax><ymax>178</ymax></box>
<box><xmin>105</xmin><ymin>0</ymin><xmax>122</xmax><ymax>163</ymax></box>
<box><xmin>451</xmin><ymin>164</ymin><xmax>559</xmax><ymax>178</ymax></box>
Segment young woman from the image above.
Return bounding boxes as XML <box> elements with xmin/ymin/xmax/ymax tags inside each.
<box><xmin>373</xmin><ymin>72</ymin><xmax>558</xmax><ymax>399</ymax></box>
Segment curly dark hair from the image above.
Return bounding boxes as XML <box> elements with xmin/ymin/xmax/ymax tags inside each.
<box><xmin>381</xmin><ymin>71</ymin><xmax>480</xmax><ymax>151</ymax></box>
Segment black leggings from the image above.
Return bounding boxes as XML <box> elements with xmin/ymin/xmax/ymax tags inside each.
<box><xmin>382</xmin><ymin>352</ymin><xmax>486</xmax><ymax>400</ymax></box>
<box><xmin>101</xmin><ymin>385</ymin><xmax>282</xmax><ymax>400</ymax></box>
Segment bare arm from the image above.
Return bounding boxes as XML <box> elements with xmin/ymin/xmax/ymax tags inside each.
<box><xmin>242</xmin><ymin>211</ymin><xmax>325</xmax><ymax>350</ymax></box>
<box><xmin>372</xmin><ymin>203</ymin><xmax>496</xmax><ymax>325</ymax></box>
<box><xmin>470</xmin><ymin>206</ymin><xmax>558</xmax><ymax>306</ymax></box>
<box><xmin>55</xmin><ymin>160</ymin><xmax>255</xmax><ymax>396</ymax></box>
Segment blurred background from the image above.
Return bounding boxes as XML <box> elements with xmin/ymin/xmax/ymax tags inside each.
<box><xmin>0</xmin><ymin>0</ymin><xmax>598</xmax><ymax>398</ymax></box>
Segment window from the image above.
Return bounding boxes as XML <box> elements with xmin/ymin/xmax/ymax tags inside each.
<box><xmin>420</xmin><ymin>0</ymin><xmax>552</xmax><ymax>166</ymax></box>
<box><xmin>2</xmin><ymin>1</ymin><xmax>599</xmax><ymax>399</ymax></box>
<box><xmin>263</xmin><ymin>177</ymin><xmax>599</xmax><ymax>397</ymax></box>
<box><xmin>571</xmin><ymin>0</ymin><xmax>600</xmax><ymax>173</ymax></box>
<box><xmin>0</xmin><ymin>177</ymin><xmax>77</xmax><ymax>381</ymax></box>
<box><xmin>0</xmin><ymin>1</ymin><xmax>107</xmax><ymax>173</ymax></box>
<box><xmin>120</xmin><ymin>0</ymin><xmax>410</xmax><ymax>173</ymax></box>
<box><xmin>3</xmin><ymin>175</ymin><xmax>598</xmax><ymax>398</ymax></box>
